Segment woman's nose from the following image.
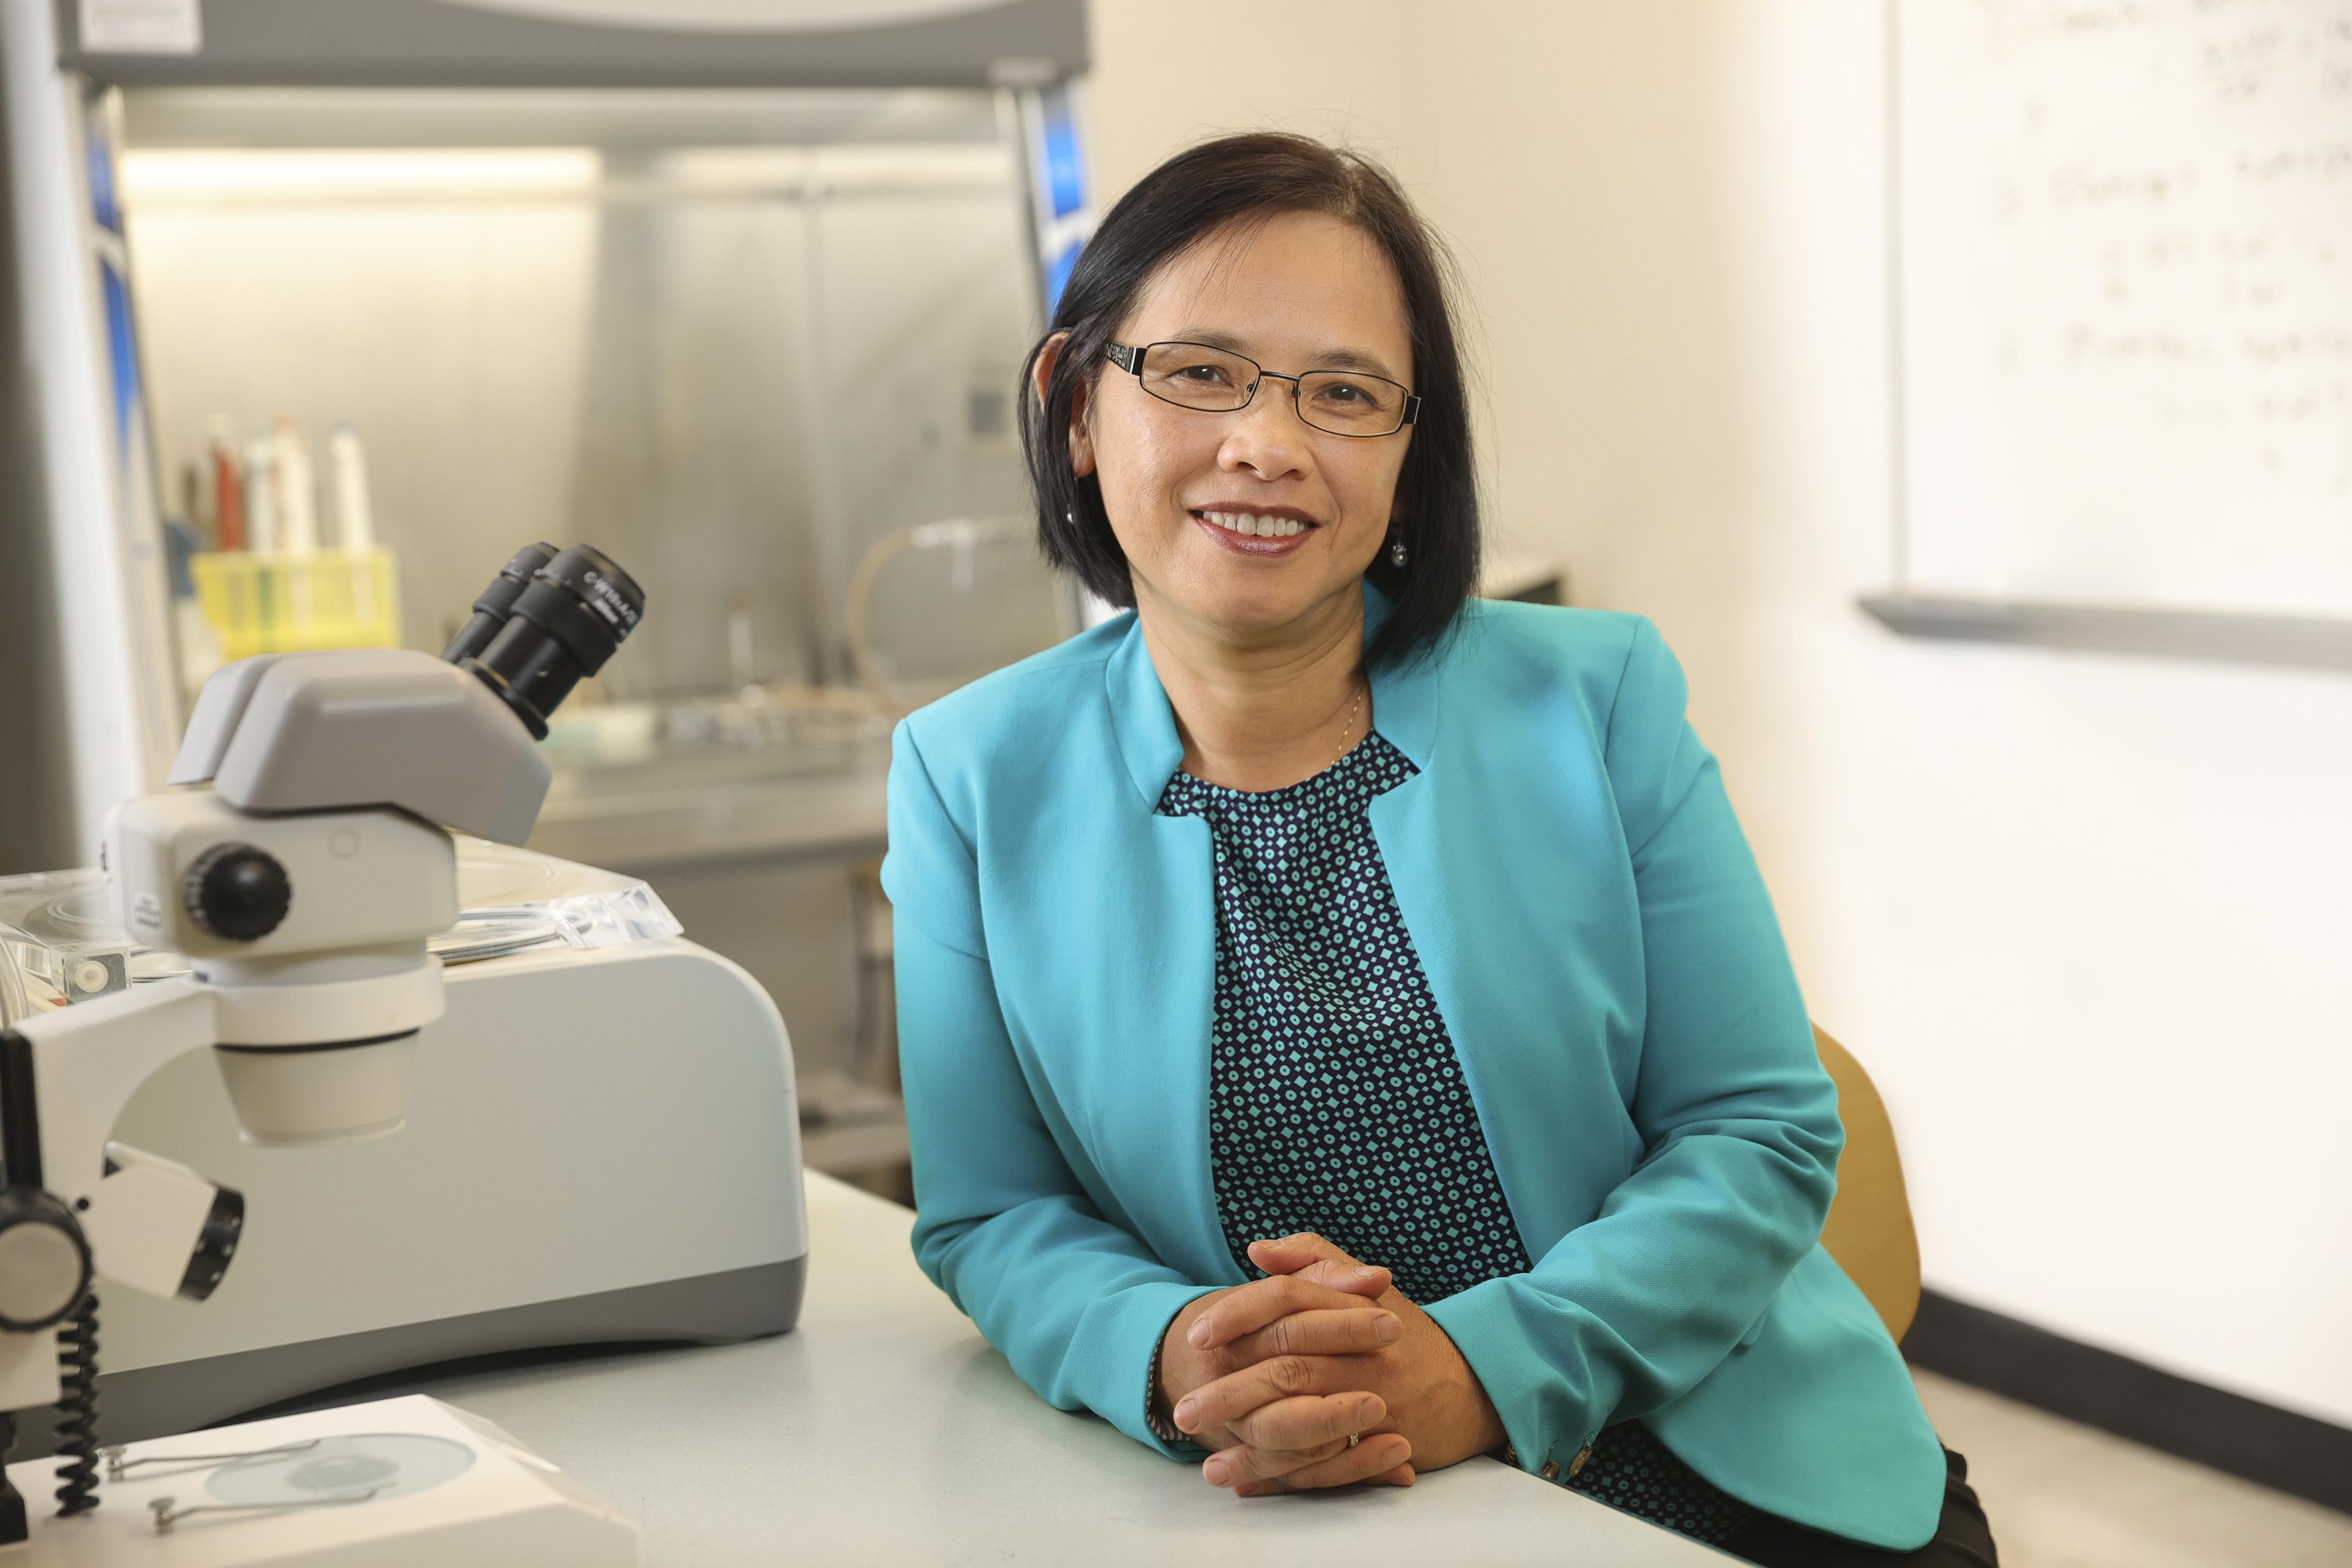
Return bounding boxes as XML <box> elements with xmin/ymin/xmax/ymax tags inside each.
<box><xmin>1216</xmin><ymin>382</ymin><xmax>1311</xmax><ymax>480</ymax></box>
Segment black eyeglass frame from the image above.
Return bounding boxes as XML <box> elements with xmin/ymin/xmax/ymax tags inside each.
<box><xmin>1104</xmin><ymin>341</ymin><xmax>1421</xmax><ymax>438</ymax></box>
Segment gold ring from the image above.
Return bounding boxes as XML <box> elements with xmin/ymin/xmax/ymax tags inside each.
<box><xmin>1346</xmin><ymin>1433</ymin><xmax>1360</xmax><ymax>1448</ymax></box>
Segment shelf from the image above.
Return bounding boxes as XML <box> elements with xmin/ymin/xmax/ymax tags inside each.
<box><xmin>1858</xmin><ymin>594</ymin><xmax>2352</xmax><ymax>674</ymax></box>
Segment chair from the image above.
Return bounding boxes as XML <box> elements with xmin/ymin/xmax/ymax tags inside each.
<box><xmin>1811</xmin><ymin>1024</ymin><xmax>1921</xmax><ymax>1344</ymax></box>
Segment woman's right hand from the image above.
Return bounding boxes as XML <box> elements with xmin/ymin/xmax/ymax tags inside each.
<box><xmin>1155</xmin><ymin>1264</ymin><xmax>1414</xmax><ymax>1488</ymax></box>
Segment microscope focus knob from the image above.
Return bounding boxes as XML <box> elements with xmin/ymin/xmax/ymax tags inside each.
<box><xmin>183</xmin><ymin>843</ymin><xmax>292</xmax><ymax>941</ymax></box>
<box><xmin>0</xmin><ymin>1188</ymin><xmax>92</xmax><ymax>1332</ymax></box>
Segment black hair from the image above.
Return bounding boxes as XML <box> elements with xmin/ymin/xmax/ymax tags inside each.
<box><xmin>1020</xmin><ymin>132</ymin><xmax>1480</xmax><ymax>669</ymax></box>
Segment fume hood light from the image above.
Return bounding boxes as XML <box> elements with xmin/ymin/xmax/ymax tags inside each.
<box><xmin>118</xmin><ymin>149</ymin><xmax>604</xmax><ymax>206</ymax></box>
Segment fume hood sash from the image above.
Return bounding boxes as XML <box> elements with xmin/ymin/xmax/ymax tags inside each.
<box><xmin>51</xmin><ymin>0</ymin><xmax>1087</xmax><ymax>89</ymax></box>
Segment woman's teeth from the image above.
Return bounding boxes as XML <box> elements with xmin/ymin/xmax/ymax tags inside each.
<box><xmin>1198</xmin><ymin>511</ymin><xmax>1310</xmax><ymax>538</ymax></box>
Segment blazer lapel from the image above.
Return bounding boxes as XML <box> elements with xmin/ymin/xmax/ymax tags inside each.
<box><xmin>1368</xmin><ymin>609</ymin><xmax>1639</xmax><ymax>1259</ymax></box>
<box><xmin>1082</xmin><ymin>620</ymin><xmax>1242</xmax><ymax>1285</ymax></box>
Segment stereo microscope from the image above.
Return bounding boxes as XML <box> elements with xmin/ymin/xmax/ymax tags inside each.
<box><xmin>0</xmin><ymin>544</ymin><xmax>644</xmax><ymax>1557</ymax></box>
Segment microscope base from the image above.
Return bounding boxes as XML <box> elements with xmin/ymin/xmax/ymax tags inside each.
<box><xmin>1</xmin><ymin>1394</ymin><xmax>638</xmax><ymax>1565</ymax></box>
<box><xmin>5</xmin><ymin>1253</ymin><xmax>802</xmax><ymax>1460</ymax></box>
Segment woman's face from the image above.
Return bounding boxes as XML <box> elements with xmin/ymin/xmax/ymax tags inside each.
<box><xmin>1069</xmin><ymin>211</ymin><xmax>1415</xmax><ymax>646</ymax></box>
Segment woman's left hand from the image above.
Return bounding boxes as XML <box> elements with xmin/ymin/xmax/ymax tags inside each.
<box><xmin>1174</xmin><ymin>1233</ymin><xmax>1510</xmax><ymax>1495</ymax></box>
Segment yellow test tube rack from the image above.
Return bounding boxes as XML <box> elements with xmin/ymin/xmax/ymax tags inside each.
<box><xmin>190</xmin><ymin>547</ymin><xmax>402</xmax><ymax>662</ymax></box>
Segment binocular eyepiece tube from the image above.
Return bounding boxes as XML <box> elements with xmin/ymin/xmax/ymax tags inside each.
<box><xmin>442</xmin><ymin>543</ymin><xmax>646</xmax><ymax>739</ymax></box>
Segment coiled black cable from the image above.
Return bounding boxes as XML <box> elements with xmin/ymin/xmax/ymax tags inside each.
<box><xmin>1</xmin><ymin>1409</ymin><xmax>26</xmax><ymax>1545</ymax></box>
<box><xmin>52</xmin><ymin>1293</ymin><xmax>99</xmax><ymax>1517</ymax></box>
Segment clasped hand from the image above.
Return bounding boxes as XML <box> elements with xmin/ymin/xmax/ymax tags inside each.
<box><xmin>1155</xmin><ymin>1234</ymin><xmax>1506</xmax><ymax>1497</ymax></box>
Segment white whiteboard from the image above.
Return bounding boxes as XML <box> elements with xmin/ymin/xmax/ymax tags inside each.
<box><xmin>1896</xmin><ymin>0</ymin><xmax>2352</xmax><ymax>619</ymax></box>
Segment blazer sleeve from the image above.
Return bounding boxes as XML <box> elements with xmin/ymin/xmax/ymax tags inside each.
<box><xmin>1421</xmin><ymin>615</ymin><xmax>1844</xmax><ymax>1473</ymax></box>
<box><xmin>883</xmin><ymin>720</ymin><xmax>1219</xmax><ymax>1460</ymax></box>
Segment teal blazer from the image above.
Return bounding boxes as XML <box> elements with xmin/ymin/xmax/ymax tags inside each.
<box><xmin>881</xmin><ymin>587</ymin><xmax>1947</xmax><ymax>1551</ymax></box>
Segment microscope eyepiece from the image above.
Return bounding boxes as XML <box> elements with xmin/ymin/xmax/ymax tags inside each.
<box><xmin>440</xmin><ymin>541</ymin><xmax>559</xmax><ymax>666</ymax></box>
<box><xmin>458</xmin><ymin>545</ymin><xmax>644</xmax><ymax>740</ymax></box>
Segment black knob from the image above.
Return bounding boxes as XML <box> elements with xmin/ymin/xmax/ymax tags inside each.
<box><xmin>182</xmin><ymin>843</ymin><xmax>292</xmax><ymax>941</ymax></box>
<box><xmin>178</xmin><ymin>1186</ymin><xmax>244</xmax><ymax>1302</ymax></box>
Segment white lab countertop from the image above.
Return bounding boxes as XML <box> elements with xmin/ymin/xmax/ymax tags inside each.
<box><xmin>383</xmin><ymin>1171</ymin><xmax>1738</xmax><ymax>1566</ymax></box>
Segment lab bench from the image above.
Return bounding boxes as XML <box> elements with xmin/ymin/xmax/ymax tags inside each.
<box><xmin>526</xmin><ymin>762</ymin><xmax>888</xmax><ymax>875</ymax></box>
<box><xmin>379</xmin><ymin>1171</ymin><xmax>1736</xmax><ymax>1566</ymax></box>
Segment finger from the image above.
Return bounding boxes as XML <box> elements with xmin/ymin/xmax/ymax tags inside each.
<box><xmin>1187</xmin><ymin>1272</ymin><xmax>1389</xmax><ymax>1351</ymax></box>
<box><xmin>1228</xmin><ymin>1391</ymin><xmax>1385</xmax><ymax>1454</ymax></box>
<box><xmin>1240</xmin><ymin>1463</ymin><xmax>1416</xmax><ymax>1496</ymax></box>
<box><xmin>1201</xmin><ymin>1427</ymin><xmax>1349</xmax><ymax>1488</ymax></box>
<box><xmin>1292</xmin><ymin>1257</ymin><xmax>1394</xmax><ymax>1299</ymax></box>
<box><xmin>1225</xmin><ymin>1305</ymin><xmax>1400</xmax><ymax>1365</ymax></box>
<box><xmin>1247</xmin><ymin>1235</ymin><xmax>1390</xmax><ymax>1291</ymax></box>
<box><xmin>1232</xmin><ymin>1434</ymin><xmax>1413</xmax><ymax>1495</ymax></box>
<box><xmin>1246</xmin><ymin>1233</ymin><xmax>1390</xmax><ymax>1283</ymax></box>
<box><xmin>1247</xmin><ymin>1232</ymin><xmax>1360</xmax><ymax>1267</ymax></box>
<box><xmin>1171</xmin><ymin>1355</ymin><xmax>1337</xmax><ymax>1436</ymax></box>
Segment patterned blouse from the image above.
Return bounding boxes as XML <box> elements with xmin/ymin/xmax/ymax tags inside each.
<box><xmin>1148</xmin><ymin>731</ymin><xmax>1756</xmax><ymax>1547</ymax></box>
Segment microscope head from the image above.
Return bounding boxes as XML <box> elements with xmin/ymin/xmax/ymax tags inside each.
<box><xmin>107</xmin><ymin>755</ymin><xmax>451</xmax><ymax>1145</ymax></box>
<box><xmin>213</xmin><ymin>1034</ymin><xmax>420</xmax><ymax>1150</ymax></box>
<box><xmin>110</xmin><ymin>544</ymin><xmax>646</xmax><ymax>1148</ymax></box>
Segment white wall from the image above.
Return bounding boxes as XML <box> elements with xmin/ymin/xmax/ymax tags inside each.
<box><xmin>1085</xmin><ymin>0</ymin><xmax>2352</xmax><ymax>1428</ymax></box>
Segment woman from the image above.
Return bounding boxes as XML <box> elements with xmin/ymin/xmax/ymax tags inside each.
<box><xmin>881</xmin><ymin>133</ymin><xmax>1997</xmax><ymax>1566</ymax></box>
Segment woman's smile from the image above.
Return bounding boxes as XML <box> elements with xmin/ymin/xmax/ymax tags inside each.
<box><xmin>1189</xmin><ymin>505</ymin><xmax>1320</xmax><ymax>556</ymax></box>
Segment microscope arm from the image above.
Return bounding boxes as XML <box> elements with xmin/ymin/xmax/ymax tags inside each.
<box><xmin>0</xmin><ymin>982</ymin><xmax>217</xmax><ymax>1417</ymax></box>
<box><xmin>3</xmin><ymin>979</ymin><xmax>220</xmax><ymax>1208</ymax></box>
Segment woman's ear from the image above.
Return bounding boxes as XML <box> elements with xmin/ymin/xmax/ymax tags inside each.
<box><xmin>1033</xmin><ymin>331</ymin><xmax>1096</xmax><ymax>478</ymax></box>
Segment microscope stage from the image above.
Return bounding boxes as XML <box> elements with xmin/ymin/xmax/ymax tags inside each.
<box><xmin>1</xmin><ymin>1395</ymin><xmax>638</xmax><ymax>1566</ymax></box>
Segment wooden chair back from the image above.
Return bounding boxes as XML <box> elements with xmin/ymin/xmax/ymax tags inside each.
<box><xmin>1811</xmin><ymin>1023</ymin><xmax>1921</xmax><ymax>1344</ymax></box>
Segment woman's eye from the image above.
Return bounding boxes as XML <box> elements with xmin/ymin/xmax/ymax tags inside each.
<box><xmin>1175</xmin><ymin>364</ymin><xmax>1231</xmax><ymax>384</ymax></box>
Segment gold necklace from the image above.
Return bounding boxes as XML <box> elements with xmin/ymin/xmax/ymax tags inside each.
<box><xmin>1330</xmin><ymin>679</ymin><xmax>1365</xmax><ymax>768</ymax></box>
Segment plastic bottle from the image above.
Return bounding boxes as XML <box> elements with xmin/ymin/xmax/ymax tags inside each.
<box><xmin>273</xmin><ymin>417</ymin><xmax>317</xmax><ymax>557</ymax></box>
<box><xmin>243</xmin><ymin>437</ymin><xmax>277</xmax><ymax>554</ymax></box>
<box><xmin>209</xmin><ymin>416</ymin><xmax>244</xmax><ymax>551</ymax></box>
<box><xmin>328</xmin><ymin>421</ymin><xmax>375</xmax><ymax>552</ymax></box>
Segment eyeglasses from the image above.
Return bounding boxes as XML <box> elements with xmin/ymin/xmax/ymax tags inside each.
<box><xmin>1104</xmin><ymin>341</ymin><xmax>1420</xmax><ymax>438</ymax></box>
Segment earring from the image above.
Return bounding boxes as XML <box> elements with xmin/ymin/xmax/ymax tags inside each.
<box><xmin>1066</xmin><ymin>508</ymin><xmax>1077</xmax><ymax>526</ymax></box>
<box><xmin>1389</xmin><ymin>529</ymin><xmax>1408</xmax><ymax>569</ymax></box>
